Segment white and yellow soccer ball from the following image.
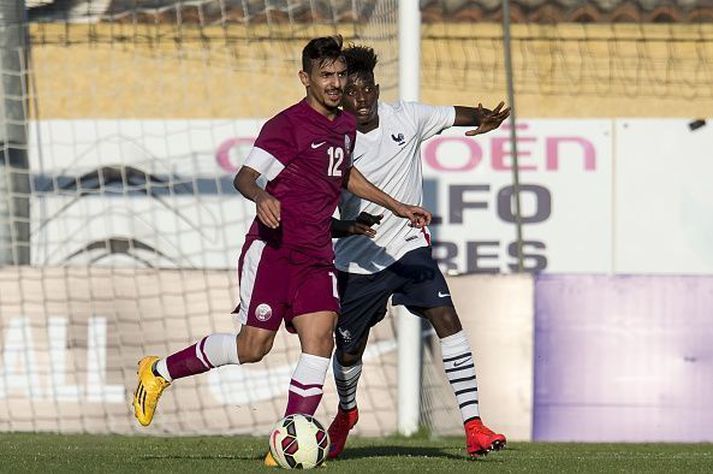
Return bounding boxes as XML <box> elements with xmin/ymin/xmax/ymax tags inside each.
<box><xmin>268</xmin><ymin>414</ymin><xmax>330</xmax><ymax>469</ymax></box>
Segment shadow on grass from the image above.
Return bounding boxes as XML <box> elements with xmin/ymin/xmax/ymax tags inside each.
<box><xmin>337</xmin><ymin>445</ymin><xmax>481</xmax><ymax>461</ymax></box>
<box><xmin>143</xmin><ymin>454</ymin><xmax>263</xmax><ymax>461</ymax></box>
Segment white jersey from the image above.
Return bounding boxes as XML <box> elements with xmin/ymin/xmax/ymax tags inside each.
<box><xmin>334</xmin><ymin>100</ymin><xmax>455</xmax><ymax>274</ymax></box>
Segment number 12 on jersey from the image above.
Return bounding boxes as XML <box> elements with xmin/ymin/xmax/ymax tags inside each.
<box><xmin>327</xmin><ymin>146</ymin><xmax>344</xmax><ymax>177</ymax></box>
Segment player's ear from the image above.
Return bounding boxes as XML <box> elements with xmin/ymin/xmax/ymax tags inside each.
<box><xmin>375</xmin><ymin>83</ymin><xmax>380</xmax><ymax>99</ymax></box>
<box><xmin>298</xmin><ymin>70</ymin><xmax>310</xmax><ymax>88</ymax></box>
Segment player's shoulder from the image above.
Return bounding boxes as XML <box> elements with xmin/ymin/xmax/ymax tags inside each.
<box><xmin>263</xmin><ymin>107</ymin><xmax>293</xmax><ymax>130</ymax></box>
<box><xmin>387</xmin><ymin>100</ymin><xmax>426</xmax><ymax>120</ymax></box>
<box><xmin>381</xmin><ymin>100</ymin><xmax>402</xmax><ymax>115</ymax></box>
<box><xmin>381</xmin><ymin>100</ymin><xmax>423</xmax><ymax>129</ymax></box>
<box><xmin>261</xmin><ymin>101</ymin><xmax>306</xmax><ymax>134</ymax></box>
<box><xmin>389</xmin><ymin>100</ymin><xmax>454</xmax><ymax>128</ymax></box>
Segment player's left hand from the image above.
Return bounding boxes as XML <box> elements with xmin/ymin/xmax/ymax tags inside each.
<box><xmin>356</xmin><ymin>211</ymin><xmax>383</xmax><ymax>227</ymax></box>
<box><xmin>465</xmin><ymin>101</ymin><xmax>511</xmax><ymax>137</ymax></box>
<box><xmin>330</xmin><ymin>213</ymin><xmax>382</xmax><ymax>238</ymax></box>
<box><xmin>394</xmin><ymin>204</ymin><xmax>432</xmax><ymax>228</ymax></box>
<box><xmin>346</xmin><ymin>221</ymin><xmax>377</xmax><ymax>237</ymax></box>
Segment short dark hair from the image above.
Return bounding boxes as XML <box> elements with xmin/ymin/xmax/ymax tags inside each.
<box><xmin>302</xmin><ymin>35</ymin><xmax>344</xmax><ymax>73</ymax></box>
<box><xmin>343</xmin><ymin>44</ymin><xmax>378</xmax><ymax>80</ymax></box>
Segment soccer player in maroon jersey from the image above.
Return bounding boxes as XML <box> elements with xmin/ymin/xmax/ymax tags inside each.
<box><xmin>131</xmin><ymin>36</ymin><xmax>431</xmax><ymax>464</ymax></box>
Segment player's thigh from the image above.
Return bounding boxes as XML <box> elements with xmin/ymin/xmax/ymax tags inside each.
<box><xmin>288</xmin><ymin>253</ymin><xmax>341</xmax><ymax>324</ymax></box>
<box><xmin>335</xmin><ymin>270</ymin><xmax>397</xmax><ymax>355</ymax></box>
<box><xmin>287</xmin><ymin>253</ymin><xmax>340</xmax><ymax>356</ymax></box>
<box><xmin>415</xmin><ymin>305</ymin><xmax>463</xmax><ymax>338</ymax></box>
<box><xmin>392</xmin><ymin>246</ymin><xmax>456</xmax><ymax>312</ymax></box>
<box><xmin>236</xmin><ymin>239</ymin><xmax>290</xmax><ymax>332</ymax></box>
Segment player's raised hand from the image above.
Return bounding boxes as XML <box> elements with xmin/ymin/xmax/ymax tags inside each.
<box><xmin>393</xmin><ymin>203</ymin><xmax>432</xmax><ymax>228</ymax></box>
<box><xmin>255</xmin><ymin>190</ymin><xmax>281</xmax><ymax>229</ymax></box>
<box><xmin>465</xmin><ymin>101</ymin><xmax>511</xmax><ymax>137</ymax></box>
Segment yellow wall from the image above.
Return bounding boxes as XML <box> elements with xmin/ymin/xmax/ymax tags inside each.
<box><xmin>30</xmin><ymin>22</ymin><xmax>713</xmax><ymax>118</ymax></box>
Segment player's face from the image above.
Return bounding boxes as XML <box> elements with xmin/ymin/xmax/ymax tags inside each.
<box><xmin>300</xmin><ymin>58</ymin><xmax>348</xmax><ymax>117</ymax></box>
<box><xmin>342</xmin><ymin>74</ymin><xmax>379</xmax><ymax>131</ymax></box>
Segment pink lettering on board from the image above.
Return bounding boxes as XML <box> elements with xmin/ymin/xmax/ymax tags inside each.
<box><xmin>423</xmin><ymin>137</ymin><xmax>482</xmax><ymax>171</ymax></box>
<box><xmin>545</xmin><ymin>137</ymin><xmax>596</xmax><ymax>171</ymax></box>
<box><xmin>215</xmin><ymin>137</ymin><xmax>256</xmax><ymax>173</ymax></box>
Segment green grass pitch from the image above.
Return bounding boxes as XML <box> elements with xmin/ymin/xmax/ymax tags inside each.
<box><xmin>1</xmin><ymin>433</ymin><xmax>711</xmax><ymax>473</ymax></box>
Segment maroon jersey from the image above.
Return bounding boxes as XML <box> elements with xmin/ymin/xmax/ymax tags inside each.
<box><xmin>244</xmin><ymin>99</ymin><xmax>356</xmax><ymax>262</ymax></box>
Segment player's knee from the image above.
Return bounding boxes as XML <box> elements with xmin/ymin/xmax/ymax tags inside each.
<box><xmin>336</xmin><ymin>350</ymin><xmax>362</xmax><ymax>367</ymax></box>
<box><xmin>301</xmin><ymin>332</ymin><xmax>334</xmax><ymax>358</ymax></box>
<box><xmin>236</xmin><ymin>331</ymin><xmax>274</xmax><ymax>363</ymax></box>
<box><xmin>425</xmin><ymin>307</ymin><xmax>463</xmax><ymax>337</ymax></box>
<box><xmin>314</xmin><ymin>339</ymin><xmax>335</xmax><ymax>358</ymax></box>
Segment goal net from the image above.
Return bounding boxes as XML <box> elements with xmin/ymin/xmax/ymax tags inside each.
<box><xmin>6</xmin><ymin>0</ymin><xmax>711</xmax><ymax>439</ymax></box>
<box><xmin>0</xmin><ymin>0</ymin><xmax>466</xmax><ymax>437</ymax></box>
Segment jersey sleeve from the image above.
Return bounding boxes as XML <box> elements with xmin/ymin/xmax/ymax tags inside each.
<box><xmin>402</xmin><ymin>101</ymin><xmax>456</xmax><ymax>141</ymax></box>
<box><xmin>243</xmin><ymin>114</ymin><xmax>297</xmax><ymax>181</ymax></box>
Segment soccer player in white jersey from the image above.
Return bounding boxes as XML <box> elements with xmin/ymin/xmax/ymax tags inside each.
<box><xmin>327</xmin><ymin>45</ymin><xmax>511</xmax><ymax>459</ymax></box>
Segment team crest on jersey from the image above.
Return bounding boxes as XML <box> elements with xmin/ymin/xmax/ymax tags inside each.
<box><xmin>344</xmin><ymin>134</ymin><xmax>352</xmax><ymax>154</ymax></box>
<box><xmin>255</xmin><ymin>303</ymin><xmax>272</xmax><ymax>321</ymax></box>
<box><xmin>391</xmin><ymin>132</ymin><xmax>406</xmax><ymax>146</ymax></box>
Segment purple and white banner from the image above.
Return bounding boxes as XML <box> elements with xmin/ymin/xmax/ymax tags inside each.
<box><xmin>422</xmin><ymin>120</ymin><xmax>612</xmax><ymax>274</ymax></box>
<box><xmin>534</xmin><ymin>274</ymin><xmax>713</xmax><ymax>442</ymax></box>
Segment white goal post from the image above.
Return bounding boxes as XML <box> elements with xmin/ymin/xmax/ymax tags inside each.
<box><xmin>396</xmin><ymin>0</ymin><xmax>422</xmax><ymax>437</ymax></box>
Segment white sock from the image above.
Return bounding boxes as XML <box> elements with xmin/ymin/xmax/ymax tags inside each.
<box><xmin>285</xmin><ymin>353</ymin><xmax>330</xmax><ymax>416</ymax></box>
<box><xmin>291</xmin><ymin>353</ymin><xmax>330</xmax><ymax>387</ymax></box>
<box><xmin>440</xmin><ymin>330</ymin><xmax>480</xmax><ymax>423</ymax></box>
<box><xmin>333</xmin><ymin>357</ymin><xmax>362</xmax><ymax>411</ymax></box>
<box><xmin>154</xmin><ymin>358</ymin><xmax>172</xmax><ymax>382</ymax></box>
<box><xmin>202</xmin><ymin>333</ymin><xmax>240</xmax><ymax>366</ymax></box>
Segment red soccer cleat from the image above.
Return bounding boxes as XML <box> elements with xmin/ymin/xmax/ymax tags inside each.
<box><xmin>465</xmin><ymin>418</ymin><xmax>506</xmax><ymax>457</ymax></box>
<box><xmin>327</xmin><ymin>407</ymin><xmax>359</xmax><ymax>459</ymax></box>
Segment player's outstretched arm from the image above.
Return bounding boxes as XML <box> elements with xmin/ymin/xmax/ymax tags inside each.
<box><xmin>233</xmin><ymin>166</ymin><xmax>281</xmax><ymax>229</ymax></box>
<box><xmin>343</xmin><ymin>167</ymin><xmax>431</xmax><ymax>228</ymax></box>
<box><xmin>454</xmin><ymin>101</ymin><xmax>511</xmax><ymax>136</ymax></box>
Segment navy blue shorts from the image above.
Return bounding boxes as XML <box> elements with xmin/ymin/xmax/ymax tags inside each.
<box><xmin>336</xmin><ymin>246</ymin><xmax>454</xmax><ymax>353</ymax></box>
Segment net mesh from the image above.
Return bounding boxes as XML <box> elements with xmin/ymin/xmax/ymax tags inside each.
<box><xmin>2</xmin><ymin>0</ymin><xmax>712</xmax><ymax>437</ymax></box>
<box><xmin>2</xmin><ymin>0</ymin><xmax>417</xmax><ymax>436</ymax></box>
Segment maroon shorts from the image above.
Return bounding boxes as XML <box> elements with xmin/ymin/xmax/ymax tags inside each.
<box><xmin>234</xmin><ymin>238</ymin><xmax>340</xmax><ymax>333</ymax></box>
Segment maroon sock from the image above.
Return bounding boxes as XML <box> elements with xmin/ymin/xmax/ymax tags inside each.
<box><xmin>165</xmin><ymin>337</ymin><xmax>213</xmax><ymax>380</ymax></box>
<box><xmin>284</xmin><ymin>379</ymin><xmax>324</xmax><ymax>416</ymax></box>
<box><xmin>282</xmin><ymin>353</ymin><xmax>329</xmax><ymax>416</ymax></box>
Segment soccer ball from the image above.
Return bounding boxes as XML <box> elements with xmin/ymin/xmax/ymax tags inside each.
<box><xmin>268</xmin><ymin>414</ymin><xmax>330</xmax><ymax>469</ymax></box>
